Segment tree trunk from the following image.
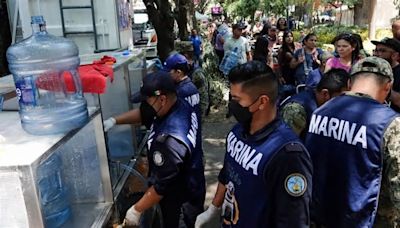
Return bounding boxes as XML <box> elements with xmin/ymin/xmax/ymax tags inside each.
<box><xmin>353</xmin><ymin>0</ymin><xmax>371</xmax><ymax>27</ymax></box>
<box><xmin>143</xmin><ymin>0</ymin><xmax>175</xmax><ymax>61</ymax></box>
<box><xmin>189</xmin><ymin>0</ymin><xmax>198</xmax><ymax>31</ymax></box>
<box><xmin>176</xmin><ymin>0</ymin><xmax>189</xmax><ymax>41</ymax></box>
<box><xmin>368</xmin><ymin>0</ymin><xmax>378</xmax><ymax>39</ymax></box>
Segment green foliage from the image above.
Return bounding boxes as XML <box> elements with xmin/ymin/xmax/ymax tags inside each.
<box><xmin>321</xmin><ymin>0</ymin><xmax>361</xmax><ymax>7</ymax></box>
<box><xmin>201</xmin><ymin>39</ymin><xmax>227</xmax><ymax>108</ymax></box>
<box><xmin>310</xmin><ymin>24</ymin><xmax>367</xmax><ymax>47</ymax></box>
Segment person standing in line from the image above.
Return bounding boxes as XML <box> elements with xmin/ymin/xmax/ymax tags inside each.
<box><xmin>324</xmin><ymin>33</ymin><xmax>360</xmax><ymax>73</ymax></box>
<box><xmin>223</xmin><ymin>23</ymin><xmax>252</xmax><ymax>66</ymax></box>
<box><xmin>305</xmin><ymin>57</ymin><xmax>400</xmax><ymax>227</ymax></box>
<box><xmin>195</xmin><ymin>61</ymin><xmax>312</xmax><ymax>228</ymax></box>
<box><xmin>189</xmin><ymin>29</ymin><xmax>203</xmax><ymax>66</ymax></box>
<box><xmin>290</xmin><ymin>33</ymin><xmax>323</xmax><ymax>85</ymax></box>
<box><xmin>372</xmin><ymin>37</ymin><xmax>400</xmax><ymax>113</ymax></box>
<box><xmin>392</xmin><ymin>19</ymin><xmax>400</xmax><ymax>41</ymax></box>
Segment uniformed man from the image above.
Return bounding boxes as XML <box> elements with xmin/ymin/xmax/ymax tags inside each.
<box><xmin>371</xmin><ymin>37</ymin><xmax>400</xmax><ymax>112</ymax></box>
<box><xmin>122</xmin><ymin>71</ymin><xmax>204</xmax><ymax>227</ymax></box>
<box><xmin>195</xmin><ymin>61</ymin><xmax>312</xmax><ymax>228</ymax></box>
<box><xmin>104</xmin><ymin>53</ymin><xmax>206</xmax><ymax>227</ymax></box>
<box><xmin>305</xmin><ymin>57</ymin><xmax>400</xmax><ymax>227</ymax></box>
<box><xmin>187</xmin><ymin>57</ymin><xmax>210</xmax><ymax>117</ymax></box>
<box><xmin>280</xmin><ymin>68</ymin><xmax>349</xmax><ymax>138</ymax></box>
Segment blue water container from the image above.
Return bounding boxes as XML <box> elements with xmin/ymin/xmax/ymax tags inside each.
<box><xmin>219</xmin><ymin>47</ymin><xmax>239</xmax><ymax>76</ymax></box>
<box><xmin>37</xmin><ymin>154</ymin><xmax>71</xmax><ymax>227</ymax></box>
<box><xmin>6</xmin><ymin>15</ymin><xmax>88</xmax><ymax>135</ymax></box>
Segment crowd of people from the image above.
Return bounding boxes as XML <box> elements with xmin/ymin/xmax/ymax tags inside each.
<box><xmin>102</xmin><ymin>17</ymin><xmax>400</xmax><ymax>228</ymax></box>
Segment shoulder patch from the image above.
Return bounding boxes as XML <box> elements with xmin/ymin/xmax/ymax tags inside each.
<box><xmin>284</xmin><ymin>173</ymin><xmax>307</xmax><ymax>197</ymax></box>
<box><xmin>153</xmin><ymin>151</ymin><xmax>164</xmax><ymax>166</ymax></box>
<box><xmin>284</xmin><ymin>143</ymin><xmax>304</xmax><ymax>152</ymax></box>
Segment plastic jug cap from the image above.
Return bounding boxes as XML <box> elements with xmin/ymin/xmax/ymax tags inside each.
<box><xmin>31</xmin><ymin>16</ymin><xmax>45</xmax><ymax>25</ymax></box>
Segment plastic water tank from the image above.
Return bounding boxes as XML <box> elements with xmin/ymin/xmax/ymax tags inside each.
<box><xmin>37</xmin><ymin>154</ymin><xmax>71</xmax><ymax>227</ymax></box>
<box><xmin>6</xmin><ymin>15</ymin><xmax>88</xmax><ymax>135</ymax></box>
<box><xmin>219</xmin><ymin>47</ymin><xmax>239</xmax><ymax>76</ymax></box>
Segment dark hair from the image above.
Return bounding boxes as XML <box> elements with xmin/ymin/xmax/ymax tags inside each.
<box><xmin>174</xmin><ymin>62</ymin><xmax>190</xmax><ymax>74</ymax></box>
<box><xmin>351</xmin><ymin>33</ymin><xmax>364</xmax><ymax>50</ymax></box>
<box><xmin>317</xmin><ymin>68</ymin><xmax>349</xmax><ymax>95</ymax></box>
<box><xmin>276</xmin><ymin>18</ymin><xmax>287</xmax><ymax>31</ymax></box>
<box><xmin>302</xmin><ymin>33</ymin><xmax>317</xmax><ymax>45</ymax></box>
<box><xmin>278</xmin><ymin>30</ymin><xmax>295</xmax><ymax>67</ymax></box>
<box><xmin>228</xmin><ymin>61</ymin><xmax>278</xmax><ymax>103</ymax></box>
<box><xmin>281</xmin><ymin>30</ymin><xmax>295</xmax><ymax>53</ymax></box>
<box><xmin>331</xmin><ymin>33</ymin><xmax>361</xmax><ymax>64</ymax></box>
<box><xmin>253</xmin><ymin>37</ymin><xmax>269</xmax><ymax>62</ymax></box>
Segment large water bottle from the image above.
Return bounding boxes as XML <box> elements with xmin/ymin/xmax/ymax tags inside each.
<box><xmin>37</xmin><ymin>154</ymin><xmax>71</xmax><ymax>227</ymax></box>
<box><xmin>219</xmin><ymin>47</ymin><xmax>239</xmax><ymax>76</ymax></box>
<box><xmin>6</xmin><ymin>16</ymin><xmax>88</xmax><ymax>135</ymax></box>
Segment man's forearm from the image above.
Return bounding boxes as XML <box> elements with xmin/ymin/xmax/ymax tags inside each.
<box><xmin>114</xmin><ymin>108</ymin><xmax>141</xmax><ymax>125</ymax></box>
<box><xmin>212</xmin><ymin>182</ymin><xmax>227</xmax><ymax>207</ymax></box>
<box><xmin>134</xmin><ymin>186</ymin><xmax>163</xmax><ymax>212</ymax></box>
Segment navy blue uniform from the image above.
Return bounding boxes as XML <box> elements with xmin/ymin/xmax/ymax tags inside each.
<box><xmin>280</xmin><ymin>89</ymin><xmax>318</xmax><ymax>139</ymax></box>
<box><xmin>305</xmin><ymin>94</ymin><xmax>398</xmax><ymax>227</ymax></box>
<box><xmin>176</xmin><ymin>77</ymin><xmax>205</xmax><ymax>227</ymax></box>
<box><xmin>218</xmin><ymin>119</ymin><xmax>312</xmax><ymax>228</ymax></box>
<box><xmin>147</xmin><ymin>99</ymin><xmax>205</xmax><ymax>228</ymax></box>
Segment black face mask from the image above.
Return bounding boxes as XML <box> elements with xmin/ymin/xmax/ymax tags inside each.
<box><xmin>139</xmin><ymin>97</ymin><xmax>159</xmax><ymax>129</ymax></box>
<box><xmin>229</xmin><ymin>97</ymin><xmax>259</xmax><ymax>126</ymax></box>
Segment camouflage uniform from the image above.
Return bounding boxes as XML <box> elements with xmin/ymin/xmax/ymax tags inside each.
<box><xmin>175</xmin><ymin>41</ymin><xmax>210</xmax><ymax>117</ymax></box>
<box><xmin>191</xmin><ymin>67</ymin><xmax>210</xmax><ymax>117</ymax></box>
<box><xmin>280</xmin><ymin>102</ymin><xmax>307</xmax><ymax>136</ymax></box>
<box><xmin>345</xmin><ymin>57</ymin><xmax>400</xmax><ymax>227</ymax></box>
<box><xmin>375</xmin><ymin>116</ymin><xmax>400</xmax><ymax>227</ymax></box>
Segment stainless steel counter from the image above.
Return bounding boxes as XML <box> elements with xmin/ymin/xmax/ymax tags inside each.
<box><xmin>0</xmin><ymin>49</ymin><xmax>147</xmax><ymax>227</ymax></box>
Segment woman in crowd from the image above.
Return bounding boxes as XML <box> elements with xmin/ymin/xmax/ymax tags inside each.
<box><xmin>253</xmin><ymin>36</ymin><xmax>272</xmax><ymax>68</ymax></box>
<box><xmin>290</xmin><ymin>33</ymin><xmax>323</xmax><ymax>85</ymax></box>
<box><xmin>324</xmin><ymin>33</ymin><xmax>360</xmax><ymax>73</ymax></box>
<box><xmin>278</xmin><ymin>30</ymin><xmax>302</xmax><ymax>86</ymax></box>
<box><xmin>276</xmin><ymin>17</ymin><xmax>287</xmax><ymax>31</ymax></box>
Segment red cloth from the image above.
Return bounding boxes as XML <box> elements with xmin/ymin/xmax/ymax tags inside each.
<box><xmin>36</xmin><ymin>56</ymin><xmax>116</xmax><ymax>94</ymax></box>
<box><xmin>36</xmin><ymin>64</ymin><xmax>113</xmax><ymax>94</ymax></box>
<box><xmin>64</xmin><ymin>64</ymin><xmax>113</xmax><ymax>93</ymax></box>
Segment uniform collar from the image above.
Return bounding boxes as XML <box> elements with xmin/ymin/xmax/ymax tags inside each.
<box><xmin>241</xmin><ymin>118</ymin><xmax>281</xmax><ymax>142</ymax></box>
<box><xmin>344</xmin><ymin>91</ymin><xmax>374</xmax><ymax>100</ymax></box>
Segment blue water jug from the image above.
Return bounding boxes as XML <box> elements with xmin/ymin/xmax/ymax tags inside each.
<box><xmin>6</xmin><ymin>15</ymin><xmax>88</xmax><ymax>135</ymax></box>
<box><xmin>219</xmin><ymin>47</ymin><xmax>239</xmax><ymax>76</ymax></box>
<box><xmin>37</xmin><ymin>154</ymin><xmax>71</xmax><ymax>227</ymax></box>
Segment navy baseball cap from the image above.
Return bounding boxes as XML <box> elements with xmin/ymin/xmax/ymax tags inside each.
<box><xmin>163</xmin><ymin>53</ymin><xmax>188</xmax><ymax>72</ymax></box>
<box><xmin>131</xmin><ymin>71</ymin><xmax>176</xmax><ymax>103</ymax></box>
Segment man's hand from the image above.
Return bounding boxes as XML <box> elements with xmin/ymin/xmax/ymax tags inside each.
<box><xmin>103</xmin><ymin>117</ymin><xmax>116</xmax><ymax>132</ymax></box>
<box><xmin>195</xmin><ymin>204</ymin><xmax>221</xmax><ymax>228</ymax></box>
<box><xmin>125</xmin><ymin>205</ymin><xmax>142</xmax><ymax>226</ymax></box>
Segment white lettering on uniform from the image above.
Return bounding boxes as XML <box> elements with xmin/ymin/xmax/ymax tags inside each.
<box><xmin>308</xmin><ymin>114</ymin><xmax>368</xmax><ymax>149</ymax></box>
<box><xmin>187</xmin><ymin>112</ymin><xmax>198</xmax><ymax>148</ymax></box>
<box><xmin>147</xmin><ymin>125</ymin><xmax>155</xmax><ymax>150</ymax></box>
<box><xmin>185</xmin><ymin>94</ymin><xmax>200</xmax><ymax>107</ymax></box>
<box><xmin>226</xmin><ymin>132</ymin><xmax>263</xmax><ymax>175</ymax></box>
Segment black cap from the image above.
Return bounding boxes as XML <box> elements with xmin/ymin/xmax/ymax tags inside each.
<box><xmin>232</xmin><ymin>23</ymin><xmax>246</xmax><ymax>30</ymax></box>
<box><xmin>371</xmin><ymin>37</ymin><xmax>400</xmax><ymax>53</ymax></box>
<box><xmin>131</xmin><ymin>71</ymin><xmax>176</xmax><ymax>103</ymax></box>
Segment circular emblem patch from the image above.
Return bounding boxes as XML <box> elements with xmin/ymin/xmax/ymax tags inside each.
<box><xmin>284</xmin><ymin>173</ymin><xmax>307</xmax><ymax>197</ymax></box>
<box><xmin>153</xmin><ymin>151</ymin><xmax>164</xmax><ymax>166</ymax></box>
